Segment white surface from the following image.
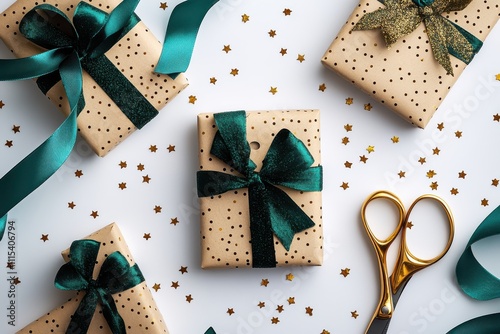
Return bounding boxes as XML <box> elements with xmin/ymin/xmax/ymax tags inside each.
<box><xmin>1</xmin><ymin>1</ymin><xmax>500</xmax><ymax>333</ymax></box>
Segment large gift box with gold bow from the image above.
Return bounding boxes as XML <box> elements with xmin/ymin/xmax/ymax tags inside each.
<box><xmin>196</xmin><ymin>110</ymin><xmax>323</xmax><ymax>268</ymax></box>
<box><xmin>0</xmin><ymin>0</ymin><xmax>188</xmax><ymax>157</ymax></box>
<box><xmin>321</xmin><ymin>0</ymin><xmax>499</xmax><ymax>128</ymax></box>
<box><xmin>17</xmin><ymin>223</ymin><xmax>169</xmax><ymax>334</ymax></box>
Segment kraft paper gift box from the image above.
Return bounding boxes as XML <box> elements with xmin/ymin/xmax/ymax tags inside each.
<box><xmin>17</xmin><ymin>223</ymin><xmax>169</xmax><ymax>334</ymax></box>
<box><xmin>0</xmin><ymin>0</ymin><xmax>188</xmax><ymax>156</ymax></box>
<box><xmin>197</xmin><ymin>110</ymin><xmax>323</xmax><ymax>268</ymax></box>
<box><xmin>321</xmin><ymin>0</ymin><xmax>499</xmax><ymax>128</ymax></box>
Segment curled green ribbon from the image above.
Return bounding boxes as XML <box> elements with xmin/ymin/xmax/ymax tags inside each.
<box><xmin>55</xmin><ymin>239</ymin><xmax>145</xmax><ymax>334</ymax></box>
<box><xmin>197</xmin><ymin>111</ymin><xmax>323</xmax><ymax>268</ymax></box>
<box><xmin>447</xmin><ymin>205</ymin><xmax>500</xmax><ymax>333</ymax></box>
<box><xmin>352</xmin><ymin>0</ymin><xmax>483</xmax><ymax>75</ymax></box>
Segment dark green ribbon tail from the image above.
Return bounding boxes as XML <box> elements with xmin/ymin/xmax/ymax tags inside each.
<box><xmin>448</xmin><ymin>205</ymin><xmax>500</xmax><ymax>333</ymax></box>
<box><xmin>55</xmin><ymin>239</ymin><xmax>145</xmax><ymax>334</ymax></box>
<box><xmin>155</xmin><ymin>0</ymin><xmax>219</xmax><ymax>77</ymax></box>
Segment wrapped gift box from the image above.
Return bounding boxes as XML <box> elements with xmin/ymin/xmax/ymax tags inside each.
<box><xmin>321</xmin><ymin>0</ymin><xmax>499</xmax><ymax>128</ymax></box>
<box><xmin>17</xmin><ymin>223</ymin><xmax>169</xmax><ymax>333</ymax></box>
<box><xmin>197</xmin><ymin>110</ymin><xmax>323</xmax><ymax>268</ymax></box>
<box><xmin>0</xmin><ymin>0</ymin><xmax>188</xmax><ymax>156</ymax></box>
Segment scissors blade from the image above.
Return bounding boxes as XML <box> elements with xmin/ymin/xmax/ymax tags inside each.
<box><xmin>365</xmin><ymin>277</ymin><xmax>412</xmax><ymax>334</ymax></box>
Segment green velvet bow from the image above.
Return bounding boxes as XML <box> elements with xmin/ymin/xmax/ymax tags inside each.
<box><xmin>197</xmin><ymin>111</ymin><xmax>323</xmax><ymax>268</ymax></box>
<box><xmin>352</xmin><ymin>0</ymin><xmax>483</xmax><ymax>75</ymax></box>
<box><xmin>55</xmin><ymin>239</ymin><xmax>145</xmax><ymax>334</ymax></box>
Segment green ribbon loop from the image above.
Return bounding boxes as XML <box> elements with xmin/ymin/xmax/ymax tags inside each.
<box><xmin>447</xmin><ymin>205</ymin><xmax>500</xmax><ymax>333</ymax></box>
<box><xmin>354</xmin><ymin>0</ymin><xmax>483</xmax><ymax>75</ymax></box>
<box><xmin>0</xmin><ymin>0</ymin><xmax>153</xmax><ymax>240</ymax></box>
<box><xmin>196</xmin><ymin>111</ymin><xmax>322</xmax><ymax>268</ymax></box>
<box><xmin>155</xmin><ymin>0</ymin><xmax>219</xmax><ymax>77</ymax></box>
<box><xmin>55</xmin><ymin>239</ymin><xmax>145</xmax><ymax>334</ymax></box>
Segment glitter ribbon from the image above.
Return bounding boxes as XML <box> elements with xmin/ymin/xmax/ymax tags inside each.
<box><xmin>196</xmin><ymin>111</ymin><xmax>323</xmax><ymax>268</ymax></box>
<box><xmin>55</xmin><ymin>239</ymin><xmax>145</xmax><ymax>334</ymax></box>
<box><xmin>352</xmin><ymin>0</ymin><xmax>483</xmax><ymax>75</ymax></box>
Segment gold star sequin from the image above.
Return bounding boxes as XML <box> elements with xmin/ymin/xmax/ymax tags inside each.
<box><xmin>258</xmin><ymin>301</ymin><xmax>266</xmax><ymax>308</ymax></box>
<box><xmin>6</xmin><ymin>262</ymin><xmax>14</xmax><ymax>270</ymax></box>
<box><xmin>430</xmin><ymin>182</ymin><xmax>439</xmax><ymax>190</ymax></box>
<box><xmin>269</xmin><ymin>87</ymin><xmax>278</xmax><ymax>95</ymax></box>
<box><xmin>366</xmin><ymin>145</ymin><xmax>375</xmax><ymax>153</ymax></box>
<box><xmin>432</xmin><ymin>147</ymin><xmax>441</xmax><ymax>155</ymax></box>
<box><xmin>0</xmin><ymin>100</ymin><xmax>4</xmax><ymax>108</ymax></box>
<box><xmin>481</xmin><ymin>198</ymin><xmax>489</xmax><ymax>206</ymax></box>
<box><xmin>450</xmin><ymin>188</ymin><xmax>459</xmax><ymax>195</ymax></box>
<box><xmin>68</xmin><ymin>202</ymin><xmax>76</xmax><ymax>209</ymax></box>
<box><xmin>496</xmin><ymin>74</ymin><xmax>500</xmax><ymax>81</ymax></box>
<box><xmin>360</xmin><ymin>155</ymin><xmax>368</xmax><ymax>163</ymax></box>
<box><xmin>149</xmin><ymin>145</ymin><xmax>158</xmax><ymax>153</ymax></box>
<box><xmin>455</xmin><ymin>131</ymin><xmax>463</xmax><ymax>138</ymax></box>
<box><xmin>159</xmin><ymin>2</ymin><xmax>167</xmax><ymax>10</ymax></box>
<box><xmin>227</xmin><ymin>308</ymin><xmax>235</xmax><ymax>316</ymax></box>
<box><xmin>319</xmin><ymin>83</ymin><xmax>327</xmax><ymax>92</ymax></box>
<box><xmin>154</xmin><ymin>205</ymin><xmax>162</xmax><ymax>213</ymax></box>
<box><xmin>305</xmin><ymin>307</ymin><xmax>313</xmax><ymax>316</ymax></box>
<box><xmin>287</xmin><ymin>297</ymin><xmax>295</xmax><ymax>305</ymax></box>
<box><xmin>167</xmin><ymin>144</ymin><xmax>176</xmax><ymax>152</ymax></box>
<box><xmin>283</xmin><ymin>8</ymin><xmax>292</xmax><ymax>15</ymax></box>
<box><xmin>493</xmin><ymin>114</ymin><xmax>500</xmax><ymax>122</ymax></box>
<box><xmin>171</xmin><ymin>217</ymin><xmax>179</xmax><ymax>226</ymax></box>
<box><xmin>391</xmin><ymin>136</ymin><xmax>399</xmax><ymax>143</ymax></box>
<box><xmin>185</xmin><ymin>294</ymin><xmax>193</xmax><ymax>303</ymax></box>
<box><xmin>437</xmin><ymin>122</ymin><xmax>444</xmax><ymax>131</ymax></box>
<box><xmin>241</xmin><ymin>14</ymin><xmax>250</xmax><ymax>23</ymax></box>
<box><xmin>137</xmin><ymin>163</ymin><xmax>145</xmax><ymax>171</ymax></box>
<box><xmin>341</xmin><ymin>137</ymin><xmax>350</xmax><ymax>145</ymax></box>
<box><xmin>407</xmin><ymin>221</ymin><xmax>414</xmax><ymax>229</ymax></box>
<box><xmin>351</xmin><ymin>311</ymin><xmax>359</xmax><ymax>319</ymax></box>
<box><xmin>285</xmin><ymin>273</ymin><xmax>294</xmax><ymax>281</ymax></box>
<box><xmin>75</xmin><ymin>170</ymin><xmax>83</xmax><ymax>178</ymax></box>
<box><xmin>261</xmin><ymin>278</ymin><xmax>269</xmax><ymax>287</ymax></box>
<box><xmin>90</xmin><ymin>211</ymin><xmax>99</xmax><ymax>219</ymax></box>
<box><xmin>398</xmin><ymin>171</ymin><xmax>406</xmax><ymax>178</ymax></box>
<box><xmin>152</xmin><ymin>283</ymin><xmax>161</xmax><ymax>292</ymax></box>
<box><xmin>340</xmin><ymin>182</ymin><xmax>349</xmax><ymax>190</ymax></box>
<box><xmin>40</xmin><ymin>234</ymin><xmax>49</xmax><ymax>242</ymax></box>
<box><xmin>279</xmin><ymin>48</ymin><xmax>287</xmax><ymax>56</ymax></box>
<box><xmin>222</xmin><ymin>45</ymin><xmax>231</xmax><ymax>53</ymax></box>
<box><xmin>297</xmin><ymin>54</ymin><xmax>305</xmax><ymax>63</ymax></box>
<box><xmin>426</xmin><ymin>170</ymin><xmax>437</xmax><ymax>178</ymax></box>
<box><xmin>230</xmin><ymin>68</ymin><xmax>239</xmax><ymax>76</ymax></box>
<box><xmin>418</xmin><ymin>157</ymin><xmax>426</xmax><ymax>165</ymax></box>
<box><xmin>271</xmin><ymin>317</ymin><xmax>280</xmax><ymax>324</ymax></box>
<box><xmin>458</xmin><ymin>171</ymin><xmax>467</xmax><ymax>179</ymax></box>
<box><xmin>179</xmin><ymin>266</ymin><xmax>188</xmax><ymax>274</ymax></box>
<box><xmin>268</xmin><ymin>29</ymin><xmax>277</xmax><ymax>38</ymax></box>
<box><xmin>340</xmin><ymin>268</ymin><xmax>350</xmax><ymax>277</ymax></box>
<box><xmin>210</xmin><ymin>77</ymin><xmax>217</xmax><ymax>84</ymax></box>
<box><xmin>188</xmin><ymin>95</ymin><xmax>197</xmax><ymax>104</ymax></box>
<box><xmin>119</xmin><ymin>161</ymin><xmax>127</xmax><ymax>169</ymax></box>
<box><xmin>364</xmin><ymin>103</ymin><xmax>372</xmax><ymax>111</ymax></box>
<box><xmin>13</xmin><ymin>277</ymin><xmax>20</xmax><ymax>285</ymax></box>
<box><xmin>276</xmin><ymin>305</ymin><xmax>284</xmax><ymax>313</ymax></box>
<box><xmin>143</xmin><ymin>233</ymin><xmax>151</xmax><ymax>240</ymax></box>
<box><xmin>142</xmin><ymin>175</ymin><xmax>151</xmax><ymax>183</ymax></box>
<box><xmin>171</xmin><ymin>281</ymin><xmax>180</xmax><ymax>289</ymax></box>
<box><xmin>118</xmin><ymin>182</ymin><xmax>127</xmax><ymax>190</ymax></box>
<box><xmin>4</xmin><ymin>140</ymin><xmax>13</xmax><ymax>148</ymax></box>
<box><xmin>492</xmin><ymin>179</ymin><xmax>499</xmax><ymax>187</ymax></box>
<box><xmin>344</xmin><ymin>161</ymin><xmax>353</xmax><ymax>168</ymax></box>
<box><xmin>344</xmin><ymin>124</ymin><xmax>353</xmax><ymax>132</ymax></box>
<box><xmin>345</xmin><ymin>97</ymin><xmax>354</xmax><ymax>105</ymax></box>
<box><xmin>12</xmin><ymin>125</ymin><xmax>20</xmax><ymax>133</ymax></box>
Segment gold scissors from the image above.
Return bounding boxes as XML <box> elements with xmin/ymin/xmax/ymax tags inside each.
<box><xmin>361</xmin><ymin>190</ymin><xmax>454</xmax><ymax>334</ymax></box>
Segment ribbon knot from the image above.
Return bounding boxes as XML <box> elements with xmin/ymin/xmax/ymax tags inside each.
<box><xmin>197</xmin><ymin>111</ymin><xmax>322</xmax><ymax>268</ymax></box>
<box><xmin>418</xmin><ymin>5</ymin><xmax>435</xmax><ymax>16</ymax></box>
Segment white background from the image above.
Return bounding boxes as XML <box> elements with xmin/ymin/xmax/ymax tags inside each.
<box><xmin>1</xmin><ymin>1</ymin><xmax>500</xmax><ymax>333</ymax></box>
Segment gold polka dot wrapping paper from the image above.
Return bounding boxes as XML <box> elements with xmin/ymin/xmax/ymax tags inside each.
<box><xmin>321</xmin><ymin>0</ymin><xmax>499</xmax><ymax>128</ymax></box>
<box><xmin>197</xmin><ymin>110</ymin><xmax>323</xmax><ymax>269</ymax></box>
<box><xmin>0</xmin><ymin>0</ymin><xmax>188</xmax><ymax>157</ymax></box>
<box><xmin>16</xmin><ymin>223</ymin><xmax>170</xmax><ymax>334</ymax></box>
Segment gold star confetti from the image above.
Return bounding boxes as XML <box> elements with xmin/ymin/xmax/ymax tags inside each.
<box><xmin>364</xmin><ymin>103</ymin><xmax>372</xmax><ymax>111</ymax></box>
<box><xmin>179</xmin><ymin>266</ymin><xmax>188</xmax><ymax>274</ymax></box>
<box><xmin>210</xmin><ymin>77</ymin><xmax>217</xmax><ymax>84</ymax></box>
<box><xmin>119</xmin><ymin>161</ymin><xmax>127</xmax><ymax>169</ymax></box>
<box><xmin>159</xmin><ymin>2</ymin><xmax>167</xmax><ymax>10</ymax></box>
<box><xmin>40</xmin><ymin>234</ymin><xmax>49</xmax><ymax>242</ymax></box>
<box><xmin>118</xmin><ymin>182</ymin><xmax>127</xmax><ymax>190</ymax></box>
<box><xmin>185</xmin><ymin>294</ymin><xmax>193</xmax><ymax>303</ymax></box>
<box><xmin>287</xmin><ymin>297</ymin><xmax>295</xmax><ymax>305</ymax></box>
<box><xmin>481</xmin><ymin>198</ymin><xmax>489</xmax><ymax>206</ymax></box>
<box><xmin>426</xmin><ymin>170</ymin><xmax>437</xmax><ymax>178</ymax></box>
<box><xmin>152</xmin><ymin>283</ymin><xmax>161</xmax><ymax>292</ymax></box>
<box><xmin>430</xmin><ymin>182</ymin><xmax>439</xmax><ymax>190</ymax></box>
<box><xmin>493</xmin><ymin>114</ymin><xmax>500</xmax><ymax>122</ymax></box>
<box><xmin>432</xmin><ymin>147</ymin><xmax>441</xmax><ymax>155</ymax></box>
<box><xmin>340</xmin><ymin>268</ymin><xmax>350</xmax><ymax>277</ymax></box>
<box><xmin>407</xmin><ymin>221</ymin><xmax>414</xmax><ymax>229</ymax></box>
<box><xmin>227</xmin><ymin>308</ymin><xmax>235</xmax><ymax>316</ymax></box>
<box><xmin>137</xmin><ymin>163</ymin><xmax>145</xmax><ymax>171</ymax></box>
<box><xmin>5</xmin><ymin>140</ymin><xmax>13</xmax><ymax>148</ymax></box>
<box><xmin>297</xmin><ymin>54</ymin><xmax>305</xmax><ymax>63</ymax></box>
<box><xmin>351</xmin><ymin>311</ymin><xmax>359</xmax><ymax>319</ymax></box>
<box><xmin>269</xmin><ymin>87</ymin><xmax>278</xmax><ymax>95</ymax></box>
<box><xmin>492</xmin><ymin>179</ymin><xmax>499</xmax><ymax>187</ymax></box>
<box><xmin>188</xmin><ymin>95</ymin><xmax>197</xmax><ymax>104</ymax></box>
<box><xmin>366</xmin><ymin>145</ymin><xmax>375</xmax><ymax>153</ymax></box>
<box><xmin>418</xmin><ymin>157</ymin><xmax>426</xmax><ymax>165</ymax></box>
<box><xmin>285</xmin><ymin>273</ymin><xmax>294</xmax><ymax>281</ymax></box>
<box><xmin>68</xmin><ymin>202</ymin><xmax>76</xmax><ymax>209</ymax></box>
<box><xmin>305</xmin><ymin>307</ymin><xmax>313</xmax><ymax>316</ymax></box>
<box><xmin>167</xmin><ymin>144</ymin><xmax>176</xmax><ymax>152</ymax></box>
<box><xmin>321</xmin><ymin>331</ymin><xmax>331</xmax><ymax>334</ymax></box>
<box><xmin>75</xmin><ymin>170</ymin><xmax>83</xmax><ymax>178</ymax></box>
<box><xmin>261</xmin><ymin>278</ymin><xmax>269</xmax><ymax>287</ymax></box>
<box><xmin>13</xmin><ymin>277</ymin><xmax>21</xmax><ymax>285</ymax></box>
<box><xmin>283</xmin><ymin>8</ymin><xmax>292</xmax><ymax>15</ymax></box>
<box><xmin>340</xmin><ymin>182</ymin><xmax>349</xmax><ymax>190</ymax></box>
<box><xmin>344</xmin><ymin>161</ymin><xmax>353</xmax><ymax>168</ymax></box>
<box><xmin>268</xmin><ymin>29</ymin><xmax>277</xmax><ymax>38</ymax></box>
<box><xmin>90</xmin><ymin>211</ymin><xmax>99</xmax><ymax>219</ymax></box>
<box><xmin>360</xmin><ymin>155</ymin><xmax>368</xmax><ymax>163</ymax></box>
<box><xmin>154</xmin><ymin>205</ymin><xmax>162</xmax><ymax>213</ymax></box>
<box><xmin>276</xmin><ymin>305</ymin><xmax>284</xmax><ymax>313</ymax></box>
<box><xmin>344</xmin><ymin>124</ymin><xmax>353</xmax><ymax>132</ymax></box>
<box><xmin>230</xmin><ymin>68</ymin><xmax>239</xmax><ymax>76</ymax></box>
<box><xmin>437</xmin><ymin>122</ymin><xmax>444</xmax><ymax>131</ymax></box>
<box><xmin>12</xmin><ymin>125</ymin><xmax>20</xmax><ymax>133</ymax></box>
<box><xmin>171</xmin><ymin>217</ymin><xmax>179</xmax><ymax>226</ymax></box>
<box><xmin>0</xmin><ymin>100</ymin><xmax>4</xmax><ymax>108</ymax></box>
<box><xmin>143</xmin><ymin>233</ymin><xmax>151</xmax><ymax>240</ymax></box>
<box><xmin>271</xmin><ymin>317</ymin><xmax>280</xmax><ymax>324</ymax></box>
<box><xmin>171</xmin><ymin>281</ymin><xmax>180</xmax><ymax>289</ymax></box>
<box><xmin>345</xmin><ymin>97</ymin><xmax>354</xmax><ymax>105</ymax></box>
<box><xmin>241</xmin><ymin>14</ymin><xmax>250</xmax><ymax>23</ymax></box>
<box><xmin>458</xmin><ymin>171</ymin><xmax>467</xmax><ymax>179</ymax></box>
<box><xmin>258</xmin><ymin>301</ymin><xmax>266</xmax><ymax>308</ymax></box>
<box><xmin>496</xmin><ymin>73</ymin><xmax>500</xmax><ymax>81</ymax></box>
<box><xmin>398</xmin><ymin>171</ymin><xmax>406</xmax><ymax>178</ymax></box>
<box><xmin>279</xmin><ymin>48</ymin><xmax>287</xmax><ymax>56</ymax></box>
<box><xmin>149</xmin><ymin>145</ymin><xmax>158</xmax><ymax>153</ymax></box>
<box><xmin>319</xmin><ymin>83</ymin><xmax>327</xmax><ymax>92</ymax></box>
<box><xmin>455</xmin><ymin>131</ymin><xmax>462</xmax><ymax>138</ymax></box>
<box><xmin>222</xmin><ymin>45</ymin><xmax>231</xmax><ymax>53</ymax></box>
<box><xmin>450</xmin><ymin>188</ymin><xmax>459</xmax><ymax>195</ymax></box>
<box><xmin>391</xmin><ymin>136</ymin><xmax>399</xmax><ymax>143</ymax></box>
<box><xmin>142</xmin><ymin>175</ymin><xmax>151</xmax><ymax>183</ymax></box>
<box><xmin>6</xmin><ymin>262</ymin><xmax>14</xmax><ymax>270</ymax></box>
<box><xmin>341</xmin><ymin>137</ymin><xmax>350</xmax><ymax>145</ymax></box>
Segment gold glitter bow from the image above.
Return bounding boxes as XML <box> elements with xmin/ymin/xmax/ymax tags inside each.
<box><xmin>352</xmin><ymin>0</ymin><xmax>481</xmax><ymax>75</ymax></box>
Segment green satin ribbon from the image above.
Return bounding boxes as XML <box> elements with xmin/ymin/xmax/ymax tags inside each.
<box><xmin>196</xmin><ymin>111</ymin><xmax>323</xmax><ymax>268</ymax></box>
<box><xmin>0</xmin><ymin>0</ymin><xmax>144</xmax><ymax>240</ymax></box>
<box><xmin>55</xmin><ymin>239</ymin><xmax>145</xmax><ymax>334</ymax></box>
<box><xmin>353</xmin><ymin>0</ymin><xmax>483</xmax><ymax>75</ymax></box>
<box><xmin>205</xmin><ymin>327</ymin><xmax>216</xmax><ymax>334</ymax></box>
<box><xmin>155</xmin><ymin>0</ymin><xmax>219</xmax><ymax>77</ymax></box>
<box><xmin>447</xmin><ymin>205</ymin><xmax>500</xmax><ymax>333</ymax></box>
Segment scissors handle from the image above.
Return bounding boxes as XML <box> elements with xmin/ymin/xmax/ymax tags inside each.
<box><xmin>390</xmin><ymin>194</ymin><xmax>454</xmax><ymax>293</ymax></box>
<box><xmin>361</xmin><ymin>190</ymin><xmax>406</xmax><ymax>319</ymax></box>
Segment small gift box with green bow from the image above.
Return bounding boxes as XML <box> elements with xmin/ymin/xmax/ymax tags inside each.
<box><xmin>321</xmin><ymin>0</ymin><xmax>499</xmax><ymax>128</ymax></box>
<box><xmin>17</xmin><ymin>223</ymin><xmax>170</xmax><ymax>334</ymax></box>
<box><xmin>197</xmin><ymin>110</ymin><xmax>323</xmax><ymax>268</ymax></box>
